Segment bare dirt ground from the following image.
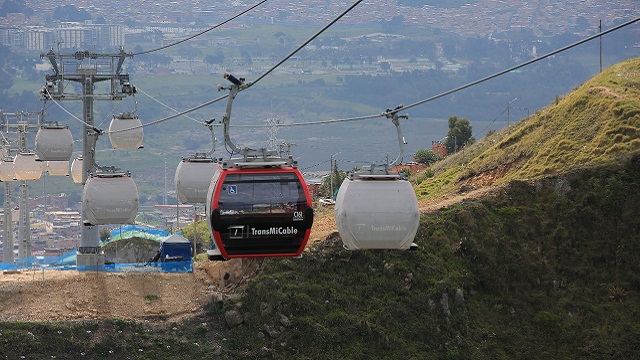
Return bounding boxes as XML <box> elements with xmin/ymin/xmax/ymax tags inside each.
<box><xmin>0</xmin><ymin>259</ymin><xmax>258</xmax><ymax>323</ymax></box>
<box><xmin>0</xmin><ymin>185</ymin><xmax>501</xmax><ymax>323</ymax></box>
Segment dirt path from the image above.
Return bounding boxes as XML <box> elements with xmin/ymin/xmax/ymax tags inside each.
<box><xmin>418</xmin><ymin>185</ymin><xmax>505</xmax><ymax>214</ymax></box>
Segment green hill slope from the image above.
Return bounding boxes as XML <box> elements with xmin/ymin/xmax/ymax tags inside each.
<box><xmin>416</xmin><ymin>57</ymin><xmax>640</xmax><ymax>199</ymax></box>
<box><xmin>208</xmin><ymin>153</ymin><xmax>640</xmax><ymax>359</ymax></box>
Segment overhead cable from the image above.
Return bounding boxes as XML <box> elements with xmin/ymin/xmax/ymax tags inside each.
<box><xmin>135</xmin><ymin>87</ymin><xmax>205</xmax><ymax>125</ymax></box>
<box><xmin>393</xmin><ymin>16</ymin><xmax>640</xmax><ymax>115</ymax></box>
<box><xmin>107</xmin><ymin>0</ymin><xmax>365</xmax><ymax>134</ymax></box>
<box><xmin>111</xmin><ymin>14</ymin><xmax>640</xmax><ymax>135</ymax></box>
<box><xmin>247</xmin><ymin>0</ymin><xmax>365</xmax><ymax>89</ymax></box>
<box><xmin>225</xmin><ymin>16</ymin><xmax>640</xmax><ymax>128</ymax></box>
<box><xmin>132</xmin><ymin>0</ymin><xmax>269</xmax><ymax>56</ymax></box>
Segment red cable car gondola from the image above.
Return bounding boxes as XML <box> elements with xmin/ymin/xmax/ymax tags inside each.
<box><xmin>207</xmin><ymin>159</ymin><xmax>314</xmax><ymax>259</ymax></box>
<box><xmin>205</xmin><ymin>73</ymin><xmax>314</xmax><ymax>259</ymax></box>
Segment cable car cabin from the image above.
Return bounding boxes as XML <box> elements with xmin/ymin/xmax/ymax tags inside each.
<box><xmin>0</xmin><ymin>159</ymin><xmax>16</xmax><ymax>182</ymax></box>
<box><xmin>334</xmin><ymin>170</ymin><xmax>419</xmax><ymax>251</ymax></box>
<box><xmin>71</xmin><ymin>156</ymin><xmax>83</xmax><ymax>183</ymax></box>
<box><xmin>45</xmin><ymin>160</ymin><xmax>69</xmax><ymax>176</ymax></box>
<box><xmin>82</xmin><ymin>171</ymin><xmax>139</xmax><ymax>226</ymax></box>
<box><xmin>206</xmin><ymin>161</ymin><xmax>314</xmax><ymax>259</ymax></box>
<box><xmin>13</xmin><ymin>152</ymin><xmax>43</xmax><ymax>181</ymax></box>
<box><xmin>35</xmin><ymin>123</ymin><xmax>73</xmax><ymax>162</ymax></box>
<box><xmin>175</xmin><ymin>154</ymin><xmax>217</xmax><ymax>204</ymax></box>
<box><xmin>108</xmin><ymin>113</ymin><xmax>143</xmax><ymax>149</ymax></box>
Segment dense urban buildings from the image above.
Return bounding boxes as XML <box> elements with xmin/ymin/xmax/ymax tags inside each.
<box><xmin>1</xmin><ymin>0</ymin><xmax>638</xmax><ymax>51</ymax></box>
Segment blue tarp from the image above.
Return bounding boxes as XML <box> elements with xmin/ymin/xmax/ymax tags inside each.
<box><xmin>0</xmin><ymin>249</ymin><xmax>77</xmax><ymax>270</ymax></box>
<box><xmin>159</xmin><ymin>234</ymin><xmax>192</xmax><ymax>262</ymax></box>
<box><xmin>103</xmin><ymin>225</ymin><xmax>177</xmax><ymax>246</ymax></box>
<box><xmin>1</xmin><ymin>260</ymin><xmax>193</xmax><ymax>273</ymax></box>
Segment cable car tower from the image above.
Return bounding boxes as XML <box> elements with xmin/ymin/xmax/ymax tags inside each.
<box><xmin>40</xmin><ymin>48</ymin><xmax>135</xmax><ymax>267</ymax></box>
<box><xmin>0</xmin><ymin>111</ymin><xmax>42</xmax><ymax>264</ymax></box>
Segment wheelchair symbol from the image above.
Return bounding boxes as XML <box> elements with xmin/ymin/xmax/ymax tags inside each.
<box><xmin>228</xmin><ymin>185</ymin><xmax>237</xmax><ymax>195</ymax></box>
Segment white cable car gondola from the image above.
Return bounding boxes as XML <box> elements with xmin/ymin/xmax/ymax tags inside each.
<box><xmin>108</xmin><ymin>112</ymin><xmax>143</xmax><ymax>149</ymax></box>
<box><xmin>175</xmin><ymin>153</ymin><xmax>217</xmax><ymax>204</ymax></box>
<box><xmin>82</xmin><ymin>169</ymin><xmax>139</xmax><ymax>226</ymax></box>
<box><xmin>13</xmin><ymin>152</ymin><xmax>43</xmax><ymax>181</ymax></box>
<box><xmin>71</xmin><ymin>155</ymin><xmax>83</xmax><ymax>183</ymax></box>
<box><xmin>335</xmin><ymin>170</ymin><xmax>419</xmax><ymax>250</ymax></box>
<box><xmin>334</xmin><ymin>109</ymin><xmax>419</xmax><ymax>250</ymax></box>
<box><xmin>35</xmin><ymin>122</ymin><xmax>73</xmax><ymax>161</ymax></box>
<box><xmin>0</xmin><ymin>159</ymin><xmax>17</xmax><ymax>182</ymax></box>
<box><xmin>45</xmin><ymin>160</ymin><xmax>69</xmax><ymax>176</ymax></box>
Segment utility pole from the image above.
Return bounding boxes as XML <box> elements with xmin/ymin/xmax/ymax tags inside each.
<box><xmin>329</xmin><ymin>151</ymin><xmax>340</xmax><ymax>199</ymax></box>
<box><xmin>507</xmin><ymin>97</ymin><xmax>517</xmax><ymax>127</ymax></box>
<box><xmin>41</xmin><ymin>48</ymin><xmax>134</xmax><ymax>267</ymax></box>
<box><xmin>17</xmin><ymin>123</ymin><xmax>32</xmax><ymax>261</ymax></box>
<box><xmin>599</xmin><ymin>19</ymin><xmax>603</xmax><ymax>73</ymax></box>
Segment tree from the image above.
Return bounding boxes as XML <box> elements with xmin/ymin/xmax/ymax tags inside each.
<box><xmin>0</xmin><ymin>0</ymin><xmax>32</xmax><ymax>17</ymax></box>
<box><xmin>180</xmin><ymin>220</ymin><xmax>211</xmax><ymax>254</ymax></box>
<box><xmin>414</xmin><ymin>149</ymin><xmax>440</xmax><ymax>165</ymax></box>
<box><xmin>52</xmin><ymin>5</ymin><xmax>91</xmax><ymax>22</ymax></box>
<box><xmin>445</xmin><ymin>115</ymin><xmax>474</xmax><ymax>154</ymax></box>
<box><xmin>319</xmin><ymin>161</ymin><xmax>346</xmax><ymax>198</ymax></box>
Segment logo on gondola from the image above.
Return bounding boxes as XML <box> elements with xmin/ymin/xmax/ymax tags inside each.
<box><xmin>229</xmin><ymin>225</ymin><xmax>245</xmax><ymax>239</ymax></box>
<box><xmin>250</xmin><ymin>227</ymin><xmax>298</xmax><ymax>236</ymax></box>
<box><xmin>227</xmin><ymin>185</ymin><xmax>237</xmax><ymax>195</ymax></box>
<box><xmin>293</xmin><ymin>211</ymin><xmax>304</xmax><ymax>221</ymax></box>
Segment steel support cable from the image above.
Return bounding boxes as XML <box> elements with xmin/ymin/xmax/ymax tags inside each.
<box><xmin>109</xmin><ymin>0</ymin><xmax>366</xmax><ymax>135</ymax></box>
<box><xmin>100</xmin><ymin>1</ymin><xmax>270</xmax><ymax>132</ymax></box>
<box><xmin>96</xmin><ymin>99</ymin><xmax>125</xmax><ymax>129</ymax></box>
<box><xmin>45</xmin><ymin>93</ymin><xmax>90</xmax><ymax>127</ymax></box>
<box><xmin>132</xmin><ymin>0</ymin><xmax>269</xmax><ymax>56</ymax></box>
<box><xmin>135</xmin><ymin>87</ymin><xmax>205</xmax><ymax>125</ymax></box>
<box><xmin>219</xmin><ymin>16</ymin><xmax>640</xmax><ymax>129</ymax></box>
<box><xmin>108</xmin><ymin>93</ymin><xmax>229</xmax><ymax>134</ymax></box>
<box><xmin>226</xmin><ymin>113</ymin><xmax>384</xmax><ymax>127</ymax></box>
<box><xmin>247</xmin><ymin>0</ymin><xmax>365</xmax><ymax>89</ymax></box>
<box><xmin>110</xmin><ymin>13</ymin><xmax>639</xmax><ymax>136</ymax></box>
<box><xmin>391</xmin><ymin>16</ymin><xmax>640</xmax><ymax>116</ymax></box>
<box><xmin>476</xmin><ymin>107</ymin><xmax>508</xmax><ymax>136</ymax></box>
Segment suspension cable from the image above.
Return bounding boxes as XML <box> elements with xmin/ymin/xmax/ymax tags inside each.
<box><xmin>133</xmin><ymin>0</ymin><xmax>269</xmax><ymax>56</ymax></box>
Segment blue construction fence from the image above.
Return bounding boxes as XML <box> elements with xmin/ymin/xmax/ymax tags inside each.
<box><xmin>1</xmin><ymin>252</ymin><xmax>192</xmax><ymax>273</ymax></box>
<box><xmin>0</xmin><ymin>225</ymin><xmax>191</xmax><ymax>273</ymax></box>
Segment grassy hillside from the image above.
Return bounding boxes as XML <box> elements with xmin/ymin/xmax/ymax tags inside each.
<box><xmin>1</xmin><ymin>59</ymin><xmax>640</xmax><ymax>359</ymax></box>
<box><xmin>416</xmin><ymin>57</ymin><xmax>640</xmax><ymax>198</ymax></box>
<box><xmin>209</xmin><ymin>153</ymin><xmax>640</xmax><ymax>359</ymax></box>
